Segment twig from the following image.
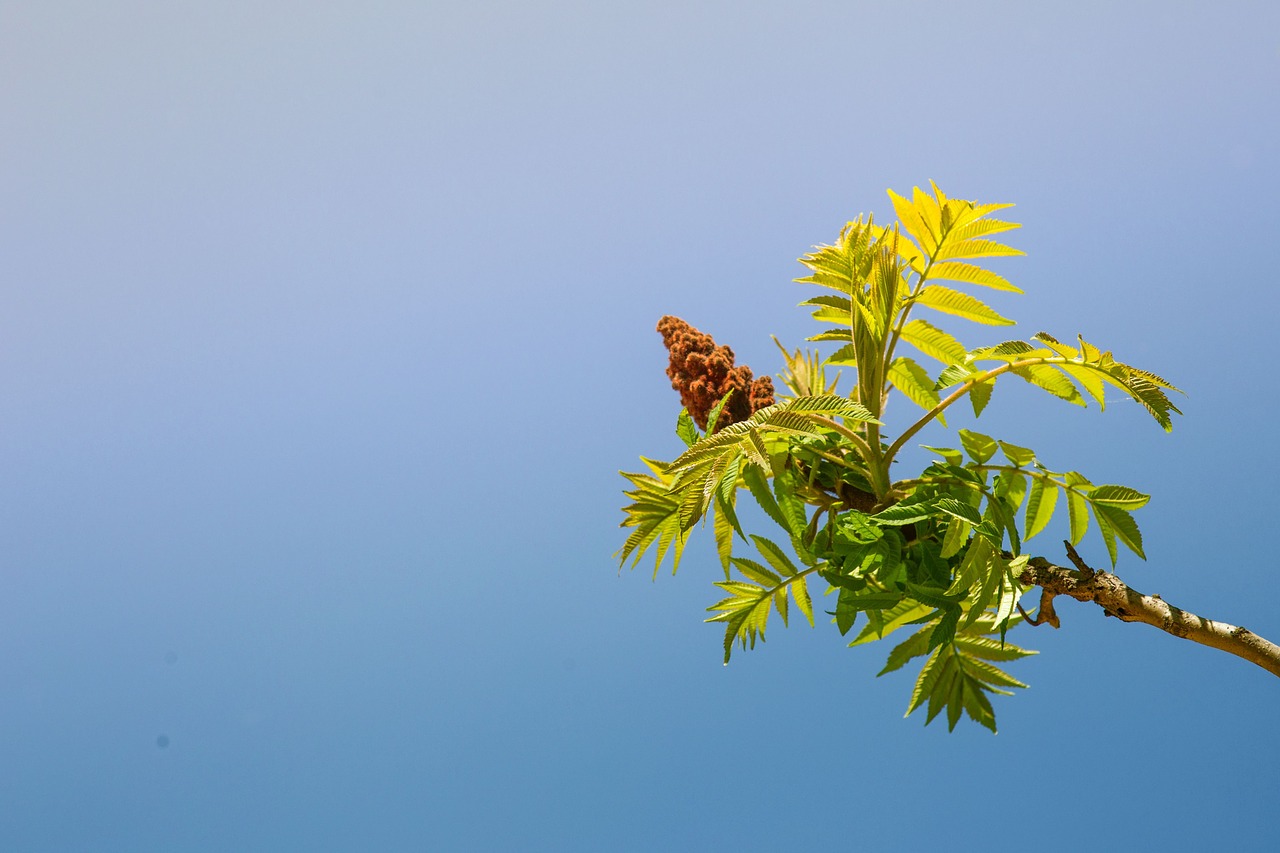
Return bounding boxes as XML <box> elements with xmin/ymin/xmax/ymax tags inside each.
<box><xmin>1017</xmin><ymin>552</ymin><xmax>1280</xmax><ymax>678</ymax></box>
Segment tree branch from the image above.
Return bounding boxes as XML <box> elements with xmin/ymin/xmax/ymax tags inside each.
<box><xmin>1018</xmin><ymin>542</ymin><xmax>1280</xmax><ymax>678</ymax></box>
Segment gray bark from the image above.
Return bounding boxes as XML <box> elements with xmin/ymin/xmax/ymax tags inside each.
<box><xmin>1018</xmin><ymin>543</ymin><xmax>1280</xmax><ymax>679</ymax></box>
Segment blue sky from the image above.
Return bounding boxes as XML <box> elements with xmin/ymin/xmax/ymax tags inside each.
<box><xmin>1</xmin><ymin>1</ymin><xmax>1277</xmax><ymax>850</ymax></box>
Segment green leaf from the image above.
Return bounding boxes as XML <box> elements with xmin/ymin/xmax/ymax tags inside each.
<box><xmin>927</xmin><ymin>261</ymin><xmax>1021</xmax><ymax>293</ymax></box>
<box><xmin>888</xmin><ymin>356</ymin><xmax>944</xmax><ymax>419</ymax></box>
<box><xmin>1077</xmin><ymin>335</ymin><xmax>1104</xmax><ymax>363</ymax></box>
<box><xmin>961</xmin><ymin>655</ymin><xmax>1030</xmax><ymax>691</ymax></box>
<box><xmin>922</xmin><ymin>445</ymin><xmax>964</xmax><ymax>466</ymax></box>
<box><xmin>1088</xmin><ymin>484</ymin><xmax>1150</xmax><ymax>510</ymax></box>
<box><xmin>1124</xmin><ymin>373</ymin><xmax>1180</xmax><ymax>432</ymax></box>
<box><xmin>987</xmin><ymin>489</ymin><xmax>1022</xmax><ymax>556</ymax></box>
<box><xmin>849</xmin><ymin>598</ymin><xmax>932</xmax><ymax>645</ymax></box>
<box><xmin>947</xmin><ymin>216</ymin><xmax>1021</xmax><ymax>244</ymax></box>
<box><xmin>704</xmin><ymin>390</ymin><xmax>734</xmax><ymax>435</ymax></box>
<box><xmin>773</xmin><ymin>586</ymin><xmax>789</xmax><ymax>626</ymax></box>
<box><xmin>928</xmin><ymin>660</ymin><xmax>959</xmax><ymax>726</ymax></box>
<box><xmin>997</xmin><ymin>441</ymin><xmax>1036</xmax><ymax>467</ymax></box>
<box><xmin>825</xmin><ymin>343</ymin><xmax>858</xmax><ymax>365</ymax></box>
<box><xmin>792</xmin><ymin>575</ymin><xmax>815</xmax><ymax>627</ymax></box>
<box><xmin>714</xmin><ymin>456</ymin><xmax>745</xmax><ymax>539</ymax></box>
<box><xmin>668</xmin><ymin>396</ymin><xmax>872</xmax><ymax>479</ymax></box>
<box><xmin>835</xmin><ymin>587</ymin><xmax>862</xmax><ymax>635</ymax></box>
<box><xmin>954</xmin><ymin>634</ymin><xmax>1036</xmax><ymax>663</ymax></box>
<box><xmin>958</xmin><ymin>538</ymin><xmax>1000</xmax><ymax>630</ymax></box>
<box><xmin>750</xmin><ymin>535</ymin><xmax>800</xmax><ymax>577</ymax></box>
<box><xmin>1066</xmin><ymin>491</ymin><xmax>1089</xmax><ymax>545</ymax></box>
<box><xmin>904</xmin><ymin>605</ymin><xmax>1035</xmax><ymax>732</ymax></box>
<box><xmin>868</xmin><ymin>222</ymin><xmax>925</xmax><ymax>270</ymax></box>
<box><xmin>676</xmin><ymin>410</ymin><xmax>700</xmax><ymax>447</ymax></box>
<box><xmin>899</xmin><ymin>319</ymin><xmax>967</xmax><ymax>364</ymax></box>
<box><xmin>1023</xmin><ymin>477</ymin><xmax>1058</xmax><ymax>541</ymax></box>
<box><xmin>888</xmin><ymin>188</ymin><xmax>939</xmax><ymax>256</ymax></box>
<box><xmin>996</xmin><ymin>471</ymin><xmax>1028</xmax><ymax>514</ymax></box>
<box><xmin>773</xmin><ymin>467</ymin><xmax>810</xmax><ymax>546</ymax></box>
<box><xmin>1065</xmin><ymin>472</ymin><xmax>1091</xmax><ymax>545</ymax></box>
<box><xmin>936</xmin><ymin>497</ymin><xmax>983</xmax><ymax>526</ymax></box>
<box><xmin>969</xmin><ymin>379</ymin><xmax>995</xmax><ymax>417</ymax></box>
<box><xmin>873</xmin><ymin>500</ymin><xmax>939</xmax><ymax>526</ymax></box>
<box><xmin>933</xmin><ymin>238</ymin><xmax>1024</xmax><ymax>263</ymax></box>
<box><xmin>784</xmin><ymin>394</ymin><xmax>879</xmax><ymax>423</ymax></box>
<box><xmin>992</xmin><ymin>572</ymin><xmax>1024</xmax><ymax>635</ymax></box>
<box><xmin>801</xmin><ymin>293</ymin><xmax>853</xmax><ymax>316</ymax></box>
<box><xmin>958</xmin><ymin>429</ymin><xmax>998</xmax><ymax>464</ymax></box>
<box><xmin>707</xmin><ymin>579</ymin><xmax>777</xmax><ymax>664</ymax></box>
<box><xmin>960</xmin><ymin>681</ymin><xmax>997</xmax><ymax>733</ymax></box>
<box><xmin>1059</xmin><ymin>363</ymin><xmax>1107</xmax><ymax>407</ymax></box>
<box><xmin>677</xmin><ymin>475</ymin><xmax>708</xmax><ymax>532</ymax></box>
<box><xmin>927</xmin><ymin>606</ymin><xmax>962</xmax><ymax>651</ymax></box>
<box><xmin>940</xmin><ymin>517</ymin><xmax>972</xmax><ymax>558</ymax></box>
<box><xmin>617</xmin><ymin>465</ymin><xmax>688</xmax><ymax>576</ymax></box>
<box><xmin>907</xmin><ymin>646</ymin><xmax>947</xmax><ymax>716</ymax></box>
<box><xmin>973</xmin><ymin>340</ymin><xmax>1039</xmax><ymax>359</ymax></box>
<box><xmin>915</xmin><ymin>285</ymin><xmax>1014</xmax><ymax>326</ymax></box>
<box><xmin>714</xmin><ymin>500</ymin><xmax>735</xmax><ymax>574</ymax></box>
<box><xmin>1013</xmin><ymin>364</ymin><xmax>1085</xmax><ymax>406</ymax></box>
<box><xmin>743</xmin><ymin>462</ymin><xmax>791</xmax><ymax>535</ymax></box>
<box><xmin>1093</xmin><ymin>503</ymin><xmax>1145</xmax><ymax>560</ymax></box>
<box><xmin>796</xmin><ymin>229</ymin><xmax>868</xmax><ymax>295</ymax></box>
<box><xmin>730</xmin><ymin>557</ymin><xmax>781</xmax><ymax>586</ymax></box>
<box><xmin>879</xmin><ymin>626</ymin><xmax>932</xmax><ymax>675</ymax></box>
<box><xmin>1091</xmin><ymin>503</ymin><xmax>1119</xmax><ymax>566</ymax></box>
<box><xmin>808</xmin><ymin>328</ymin><xmax>852</xmax><ymax>343</ymax></box>
<box><xmin>936</xmin><ymin>363</ymin><xmax>975</xmax><ymax>390</ymax></box>
<box><xmin>1031</xmin><ymin>330</ymin><xmax>1077</xmax><ymax>358</ymax></box>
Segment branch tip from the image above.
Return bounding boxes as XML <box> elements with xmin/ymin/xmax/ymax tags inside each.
<box><xmin>1018</xmin><ymin>588</ymin><xmax>1061</xmax><ymax>628</ymax></box>
<box><xmin>1062</xmin><ymin>540</ymin><xmax>1094</xmax><ymax>579</ymax></box>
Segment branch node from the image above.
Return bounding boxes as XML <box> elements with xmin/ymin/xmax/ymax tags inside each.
<box><xmin>1063</xmin><ymin>540</ymin><xmax>1095</xmax><ymax>580</ymax></box>
<box><xmin>1017</xmin><ymin>588</ymin><xmax>1061</xmax><ymax>628</ymax></box>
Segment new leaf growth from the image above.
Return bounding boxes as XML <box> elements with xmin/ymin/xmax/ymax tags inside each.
<box><xmin>618</xmin><ymin>183</ymin><xmax>1203</xmax><ymax>732</ymax></box>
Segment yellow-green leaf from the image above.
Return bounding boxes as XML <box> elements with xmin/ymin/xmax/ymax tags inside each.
<box><xmin>915</xmin><ymin>286</ymin><xmax>1014</xmax><ymax>326</ymax></box>
<box><xmin>1013</xmin><ymin>364</ymin><xmax>1085</xmax><ymax>406</ymax></box>
<box><xmin>1088</xmin><ymin>485</ymin><xmax>1150</xmax><ymax>510</ymax></box>
<box><xmin>933</xmin><ymin>238</ymin><xmax>1025</xmax><ymax>263</ymax></box>
<box><xmin>889</xmin><ymin>188</ymin><xmax>939</xmax><ymax>256</ymax></box>
<box><xmin>888</xmin><ymin>356</ymin><xmax>943</xmax><ymax>419</ymax></box>
<box><xmin>791</xmin><ymin>576</ymin><xmax>814</xmax><ymax>627</ymax></box>
<box><xmin>1024</xmin><ymin>478</ymin><xmax>1058</xmax><ymax>541</ymax></box>
<box><xmin>1059</xmin><ymin>363</ymin><xmax>1107</xmax><ymax>408</ymax></box>
<box><xmin>927</xmin><ymin>261</ymin><xmax>1022</xmax><ymax>293</ymax></box>
<box><xmin>899</xmin><ymin>319</ymin><xmax>967</xmax><ymax>364</ymax></box>
<box><xmin>1066</xmin><ymin>489</ymin><xmax>1089</xmax><ymax>545</ymax></box>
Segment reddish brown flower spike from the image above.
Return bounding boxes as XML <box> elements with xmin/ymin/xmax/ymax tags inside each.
<box><xmin>656</xmin><ymin>315</ymin><xmax>775</xmax><ymax>432</ymax></box>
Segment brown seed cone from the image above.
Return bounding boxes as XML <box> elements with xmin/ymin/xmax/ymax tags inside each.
<box><xmin>656</xmin><ymin>316</ymin><xmax>775</xmax><ymax>432</ymax></box>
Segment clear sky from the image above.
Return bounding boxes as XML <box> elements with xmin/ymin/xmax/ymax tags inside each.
<box><xmin>1</xmin><ymin>1</ymin><xmax>1277</xmax><ymax>850</ymax></box>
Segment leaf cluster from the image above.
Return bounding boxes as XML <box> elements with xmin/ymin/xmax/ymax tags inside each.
<box><xmin>618</xmin><ymin>183</ymin><xmax>1181</xmax><ymax>731</ymax></box>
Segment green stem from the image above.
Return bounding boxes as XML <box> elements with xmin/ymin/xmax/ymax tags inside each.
<box><xmin>882</xmin><ymin>356</ymin><xmax>1079</xmax><ymax>469</ymax></box>
<box><xmin>970</xmin><ymin>464</ymin><xmax>1066</xmax><ymax>487</ymax></box>
<box><xmin>901</xmin><ymin>465</ymin><xmax>1066</xmax><ymax>489</ymax></box>
<box><xmin>808</xmin><ymin>447</ymin><xmax>868</xmax><ymax>475</ymax></box>
<box><xmin>808</xmin><ymin>415</ymin><xmax>882</xmax><ymax>485</ymax></box>
<box><xmin>892</xmin><ymin>475</ymin><xmax>989</xmax><ymax>497</ymax></box>
<box><xmin>882</xmin><ymin>257</ymin><xmax>935</xmax><ymax>378</ymax></box>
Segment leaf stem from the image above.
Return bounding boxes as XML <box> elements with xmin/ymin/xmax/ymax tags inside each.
<box><xmin>883</xmin><ymin>356</ymin><xmax>1079</xmax><ymax>469</ymax></box>
<box><xmin>807</xmin><ymin>446</ymin><xmax>869</xmax><ymax>475</ymax></box>
<box><xmin>807</xmin><ymin>416</ymin><xmax>885</xmax><ymax>493</ymax></box>
<box><xmin>881</xmin><ymin>257</ymin><xmax>935</xmax><ymax>380</ymax></box>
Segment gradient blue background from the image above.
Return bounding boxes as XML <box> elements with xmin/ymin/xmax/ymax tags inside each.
<box><xmin>2</xmin><ymin>2</ymin><xmax>1277</xmax><ymax>850</ymax></box>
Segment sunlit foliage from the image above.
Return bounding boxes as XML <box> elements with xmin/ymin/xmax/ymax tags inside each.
<box><xmin>619</xmin><ymin>184</ymin><xmax>1180</xmax><ymax>732</ymax></box>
